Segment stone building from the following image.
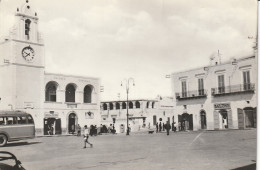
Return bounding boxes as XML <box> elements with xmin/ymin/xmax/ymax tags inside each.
<box><xmin>100</xmin><ymin>97</ymin><xmax>174</xmax><ymax>133</ymax></box>
<box><xmin>171</xmin><ymin>55</ymin><xmax>257</xmax><ymax>131</ymax></box>
<box><xmin>0</xmin><ymin>0</ymin><xmax>101</xmax><ymax>135</ymax></box>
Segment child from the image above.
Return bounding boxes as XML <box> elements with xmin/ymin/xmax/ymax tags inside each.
<box><xmin>83</xmin><ymin>125</ymin><xmax>93</xmax><ymax>149</ymax></box>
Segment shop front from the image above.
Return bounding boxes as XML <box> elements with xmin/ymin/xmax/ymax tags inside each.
<box><xmin>44</xmin><ymin>112</ymin><xmax>62</xmax><ymax>135</ymax></box>
<box><xmin>214</xmin><ymin>103</ymin><xmax>232</xmax><ymax>130</ymax></box>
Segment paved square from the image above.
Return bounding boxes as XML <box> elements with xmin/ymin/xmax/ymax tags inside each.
<box><xmin>1</xmin><ymin>130</ymin><xmax>256</xmax><ymax>170</ymax></box>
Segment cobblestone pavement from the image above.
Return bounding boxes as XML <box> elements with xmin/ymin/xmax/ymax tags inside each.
<box><xmin>0</xmin><ymin>129</ymin><xmax>256</xmax><ymax>170</ymax></box>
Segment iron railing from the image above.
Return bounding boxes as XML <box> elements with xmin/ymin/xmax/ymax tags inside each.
<box><xmin>175</xmin><ymin>89</ymin><xmax>207</xmax><ymax>100</ymax></box>
<box><xmin>211</xmin><ymin>83</ymin><xmax>255</xmax><ymax>96</ymax></box>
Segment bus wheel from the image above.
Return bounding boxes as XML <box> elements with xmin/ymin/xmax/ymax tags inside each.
<box><xmin>0</xmin><ymin>134</ymin><xmax>7</xmax><ymax>147</ymax></box>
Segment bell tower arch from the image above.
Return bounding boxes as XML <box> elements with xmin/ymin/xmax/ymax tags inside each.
<box><xmin>13</xmin><ymin>0</ymin><xmax>41</xmax><ymax>43</ymax></box>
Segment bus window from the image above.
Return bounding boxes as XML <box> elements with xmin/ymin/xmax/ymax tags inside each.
<box><xmin>7</xmin><ymin>117</ymin><xmax>15</xmax><ymax>125</ymax></box>
<box><xmin>0</xmin><ymin>117</ymin><xmax>5</xmax><ymax>125</ymax></box>
<box><xmin>28</xmin><ymin>115</ymin><xmax>34</xmax><ymax>124</ymax></box>
<box><xmin>13</xmin><ymin>117</ymin><xmax>18</xmax><ymax>124</ymax></box>
<box><xmin>17</xmin><ymin>116</ymin><xmax>27</xmax><ymax>124</ymax></box>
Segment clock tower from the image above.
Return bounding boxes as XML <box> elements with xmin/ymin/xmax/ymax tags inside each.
<box><xmin>0</xmin><ymin>0</ymin><xmax>44</xmax><ymax>118</ymax></box>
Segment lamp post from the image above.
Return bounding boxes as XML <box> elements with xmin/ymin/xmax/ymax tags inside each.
<box><xmin>121</xmin><ymin>78</ymin><xmax>135</xmax><ymax>135</ymax></box>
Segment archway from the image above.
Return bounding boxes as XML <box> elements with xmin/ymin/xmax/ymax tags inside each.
<box><xmin>179</xmin><ymin>113</ymin><xmax>193</xmax><ymax>131</ymax></box>
<box><xmin>200</xmin><ymin>110</ymin><xmax>207</xmax><ymax>129</ymax></box>
<box><xmin>68</xmin><ymin>113</ymin><xmax>77</xmax><ymax>134</ymax></box>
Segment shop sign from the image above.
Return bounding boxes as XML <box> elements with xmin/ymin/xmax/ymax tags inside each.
<box><xmin>44</xmin><ymin>112</ymin><xmax>59</xmax><ymax>118</ymax></box>
<box><xmin>214</xmin><ymin>103</ymin><xmax>231</xmax><ymax>110</ymax></box>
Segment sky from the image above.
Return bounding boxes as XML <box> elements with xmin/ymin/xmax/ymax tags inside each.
<box><xmin>0</xmin><ymin>0</ymin><xmax>257</xmax><ymax>101</ymax></box>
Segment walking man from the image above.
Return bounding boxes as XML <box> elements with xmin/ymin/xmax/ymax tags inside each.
<box><xmin>165</xmin><ymin>121</ymin><xmax>171</xmax><ymax>136</ymax></box>
<box><xmin>156</xmin><ymin>122</ymin><xmax>158</xmax><ymax>133</ymax></box>
<box><xmin>83</xmin><ymin>125</ymin><xmax>93</xmax><ymax>149</ymax></box>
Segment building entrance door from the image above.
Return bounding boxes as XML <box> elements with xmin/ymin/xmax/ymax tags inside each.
<box><xmin>219</xmin><ymin>109</ymin><xmax>228</xmax><ymax>129</ymax></box>
<box><xmin>68</xmin><ymin>113</ymin><xmax>77</xmax><ymax>134</ymax></box>
<box><xmin>43</xmin><ymin>118</ymin><xmax>62</xmax><ymax>135</ymax></box>
<box><xmin>180</xmin><ymin>113</ymin><xmax>193</xmax><ymax>131</ymax></box>
<box><xmin>244</xmin><ymin>107</ymin><xmax>255</xmax><ymax>128</ymax></box>
<box><xmin>200</xmin><ymin>111</ymin><xmax>207</xmax><ymax>129</ymax></box>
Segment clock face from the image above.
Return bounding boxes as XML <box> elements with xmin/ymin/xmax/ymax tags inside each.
<box><xmin>22</xmin><ymin>46</ymin><xmax>35</xmax><ymax>62</ymax></box>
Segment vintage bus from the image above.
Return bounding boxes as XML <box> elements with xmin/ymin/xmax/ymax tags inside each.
<box><xmin>0</xmin><ymin>111</ymin><xmax>35</xmax><ymax>147</ymax></box>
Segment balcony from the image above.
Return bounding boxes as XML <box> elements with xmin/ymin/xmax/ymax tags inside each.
<box><xmin>211</xmin><ymin>83</ymin><xmax>255</xmax><ymax>96</ymax></box>
<box><xmin>175</xmin><ymin>90</ymin><xmax>207</xmax><ymax>100</ymax></box>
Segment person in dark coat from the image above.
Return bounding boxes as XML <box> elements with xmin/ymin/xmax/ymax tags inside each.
<box><xmin>156</xmin><ymin>122</ymin><xmax>158</xmax><ymax>133</ymax></box>
<box><xmin>165</xmin><ymin>121</ymin><xmax>171</xmax><ymax>136</ymax></box>
<box><xmin>159</xmin><ymin>122</ymin><xmax>162</xmax><ymax>132</ymax></box>
<box><xmin>163</xmin><ymin>123</ymin><xmax>165</xmax><ymax>131</ymax></box>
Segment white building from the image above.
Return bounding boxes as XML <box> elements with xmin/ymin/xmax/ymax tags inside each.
<box><xmin>171</xmin><ymin>56</ymin><xmax>257</xmax><ymax>131</ymax></box>
<box><xmin>100</xmin><ymin>97</ymin><xmax>174</xmax><ymax>133</ymax></box>
<box><xmin>0</xmin><ymin>0</ymin><xmax>101</xmax><ymax>135</ymax></box>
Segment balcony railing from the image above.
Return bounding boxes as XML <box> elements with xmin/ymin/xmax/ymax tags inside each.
<box><xmin>175</xmin><ymin>89</ymin><xmax>207</xmax><ymax>100</ymax></box>
<box><xmin>211</xmin><ymin>83</ymin><xmax>255</xmax><ymax>96</ymax></box>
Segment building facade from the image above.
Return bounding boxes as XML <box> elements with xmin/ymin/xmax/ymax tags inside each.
<box><xmin>0</xmin><ymin>1</ymin><xmax>101</xmax><ymax>135</ymax></box>
<box><xmin>171</xmin><ymin>56</ymin><xmax>257</xmax><ymax>131</ymax></box>
<box><xmin>100</xmin><ymin>97</ymin><xmax>174</xmax><ymax>133</ymax></box>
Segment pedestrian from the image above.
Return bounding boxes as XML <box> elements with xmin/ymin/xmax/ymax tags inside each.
<box><xmin>112</xmin><ymin>124</ymin><xmax>116</xmax><ymax>134</ymax></box>
<box><xmin>182</xmin><ymin>121</ymin><xmax>185</xmax><ymax>131</ymax></box>
<box><xmin>159</xmin><ymin>122</ymin><xmax>162</xmax><ymax>132</ymax></box>
<box><xmin>50</xmin><ymin>124</ymin><xmax>54</xmax><ymax>135</ymax></box>
<box><xmin>71</xmin><ymin>124</ymin><xmax>75</xmax><ymax>135</ymax></box>
<box><xmin>163</xmin><ymin>123</ymin><xmax>165</xmax><ymax>131</ymax></box>
<box><xmin>178</xmin><ymin>122</ymin><xmax>181</xmax><ymax>131</ymax></box>
<box><xmin>156</xmin><ymin>122</ymin><xmax>158</xmax><ymax>133</ymax></box>
<box><xmin>127</xmin><ymin>124</ymin><xmax>131</xmax><ymax>135</ymax></box>
<box><xmin>47</xmin><ymin>125</ymin><xmax>51</xmax><ymax>135</ymax></box>
<box><xmin>76</xmin><ymin>124</ymin><xmax>81</xmax><ymax>136</ymax></box>
<box><xmin>83</xmin><ymin>125</ymin><xmax>93</xmax><ymax>149</ymax></box>
<box><xmin>165</xmin><ymin>121</ymin><xmax>171</xmax><ymax>136</ymax></box>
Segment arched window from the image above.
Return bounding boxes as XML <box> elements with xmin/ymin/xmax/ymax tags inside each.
<box><xmin>146</xmin><ymin>102</ymin><xmax>149</xmax><ymax>108</ymax></box>
<box><xmin>122</xmin><ymin>102</ymin><xmax>126</xmax><ymax>109</ymax></box>
<box><xmin>45</xmin><ymin>81</ymin><xmax>58</xmax><ymax>102</ymax></box>
<box><xmin>135</xmin><ymin>101</ymin><xmax>140</xmax><ymax>108</ymax></box>
<box><xmin>129</xmin><ymin>102</ymin><xmax>133</xmax><ymax>109</ymax></box>
<box><xmin>116</xmin><ymin>102</ymin><xmax>120</xmax><ymax>110</ymax></box>
<box><xmin>84</xmin><ymin>85</ymin><xmax>93</xmax><ymax>103</ymax></box>
<box><xmin>25</xmin><ymin>19</ymin><xmax>31</xmax><ymax>40</ymax></box>
<box><xmin>109</xmin><ymin>103</ymin><xmax>113</xmax><ymax>110</ymax></box>
<box><xmin>103</xmin><ymin>103</ymin><xmax>107</xmax><ymax>110</ymax></box>
<box><xmin>152</xmin><ymin>102</ymin><xmax>155</xmax><ymax>108</ymax></box>
<box><xmin>65</xmin><ymin>84</ymin><xmax>76</xmax><ymax>102</ymax></box>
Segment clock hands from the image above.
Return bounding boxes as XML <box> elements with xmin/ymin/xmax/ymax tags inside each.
<box><xmin>23</xmin><ymin>51</ymin><xmax>29</xmax><ymax>56</ymax></box>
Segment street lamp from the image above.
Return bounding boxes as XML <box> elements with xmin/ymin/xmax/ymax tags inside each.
<box><xmin>121</xmin><ymin>78</ymin><xmax>135</xmax><ymax>135</ymax></box>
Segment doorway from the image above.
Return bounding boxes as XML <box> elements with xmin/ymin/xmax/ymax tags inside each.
<box><xmin>68</xmin><ymin>113</ymin><xmax>77</xmax><ymax>134</ymax></box>
<box><xmin>43</xmin><ymin>118</ymin><xmax>62</xmax><ymax>135</ymax></box>
<box><xmin>244</xmin><ymin>107</ymin><xmax>256</xmax><ymax>128</ymax></box>
<box><xmin>219</xmin><ymin>109</ymin><xmax>228</xmax><ymax>129</ymax></box>
<box><xmin>200</xmin><ymin>110</ymin><xmax>207</xmax><ymax>129</ymax></box>
<box><xmin>179</xmin><ymin>113</ymin><xmax>193</xmax><ymax>131</ymax></box>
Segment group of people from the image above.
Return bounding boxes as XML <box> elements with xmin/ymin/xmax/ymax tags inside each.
<box><xmin>156</xmin><ymin>121</ymin><xmax>176</xmax><ymax>135</ymax></box>
<box><xmin>178</xmin><ymin>121</ymin><xmax>189</xmax><ymax>131</ymax></box>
